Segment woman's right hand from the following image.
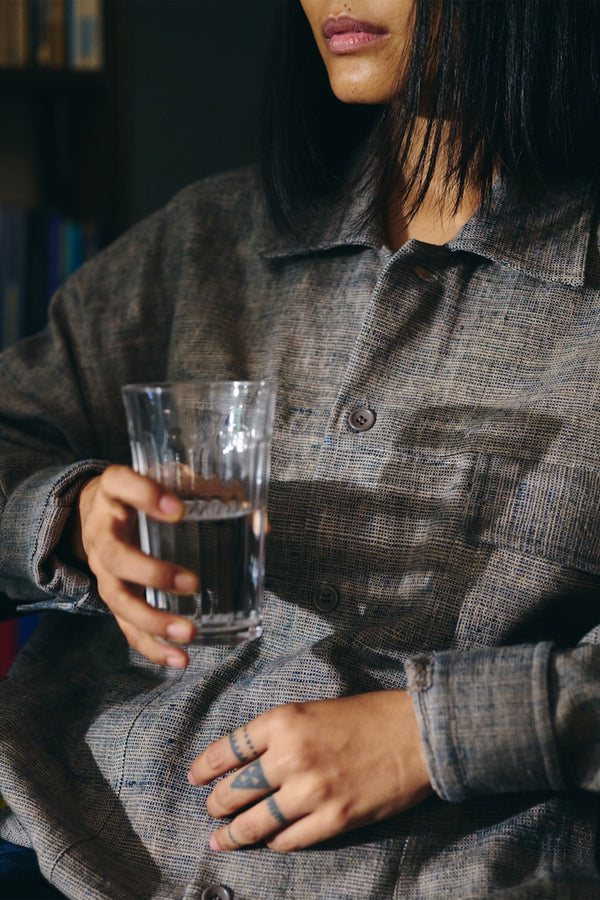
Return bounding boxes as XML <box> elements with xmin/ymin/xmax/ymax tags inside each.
<box><xmin>68</xmin><ymin>464</ymin><xmax>198</xmax><ymax>667</ymax></box>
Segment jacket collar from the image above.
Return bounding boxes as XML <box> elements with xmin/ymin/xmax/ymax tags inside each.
<box><xmin>260</xmin><ymin>172</ymin><xmax>598</xmax><ymax>288</ymax></box>
<box><xmin>259</xmin><ymin>169</ymin><xmax>384</xmax><ymax>260</ymax></box>
<box><xmin>446</xmin><ymin>176</ymin><xmax>598</xmax><ymax>287</ymax></box>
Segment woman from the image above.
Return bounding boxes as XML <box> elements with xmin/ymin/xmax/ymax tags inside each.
<box><xmin>1</xmin><ymin>1</ymin><xmax>600</xmax><ymax>897</ymax></box>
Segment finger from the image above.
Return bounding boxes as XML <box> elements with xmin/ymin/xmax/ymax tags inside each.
<box><xmin>188</xmin><ymin>721</ymin><xmax>267</xmax><ymax>785</ymax></box>
<box><xmin>97</xmin><ymin>573</ymin><xmax>196</xmax><ymax>645</ymax></box>
<box><xmin>116</xmin><ymin>614</ymin><xmax>190</xmax><ymax>669</ymax></box>
<box><xmin>266</xmin><ymin>809</ymin><xmax>343</xmax><ymax>853</ymax></box>
<box><xmin>210</xmin><ymin>791</ymin><xmax>297</xmax><ymax>852</ymax></box>
<box><xmin>265</xmin><ymin>781</ymin><xmax>409</xmax><ymax>853</ymax></box>
<box><xmin>205</xmin><ymin>755</ymin><xmax>275</xmax><ymax>818</ymax></box>
<box><xmin>91</xmin><ymin>534</ymin><xmax>199</xmax><ymax>595</ymax></box>
<box><xmin>99</xmin><ymin>465</ymin><xmax>184</xmax><ymax>521</ymax></box>
<box><xmin>266</xmin><ymin>797</ymin><xmax>390</xmax><ymax>853</ymax></box>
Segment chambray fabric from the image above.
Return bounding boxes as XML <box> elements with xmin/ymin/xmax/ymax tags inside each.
<box><xmin>0</xmin><ymin>167</ymin><xmax>599</xmax><ymax>899</ymax></box>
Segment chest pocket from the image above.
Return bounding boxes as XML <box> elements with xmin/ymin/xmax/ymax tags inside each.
<box><xmin>464</xmin><ymin>455</ymin><xmax>600</xmax><ymax>575</ymax></box>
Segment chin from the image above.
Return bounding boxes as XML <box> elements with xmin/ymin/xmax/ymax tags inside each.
<box><xmin>327</xmin><ymin>64</ymin><xmax>393</xmax><ymax>105</ymax></box>
<box><xmin>331</xmin><ymin>82</ymin><xmax>391</xmax><ymax>104</ymax></box>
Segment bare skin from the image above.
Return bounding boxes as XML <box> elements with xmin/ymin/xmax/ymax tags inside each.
<box><xmin>384</xmin><ymin>146</ymin><xmax>482</xmax><ymax>249</ymax></box>
<box><xmin>189</xmin><ymin>692</ymin><xmax>431</xmax><ymax>852</ymax></box>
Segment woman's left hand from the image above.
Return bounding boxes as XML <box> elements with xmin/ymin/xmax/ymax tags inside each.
<box><xmin>187</xmin><ymin>691</ymin><xmax>432</xmax><ymax>852</ymax></box>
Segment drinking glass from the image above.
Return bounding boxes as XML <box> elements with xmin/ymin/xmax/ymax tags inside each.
<box><xmin>122</xmin><ymin>380</ymin><xmax>276</xmax><ymax>645</ymax></box>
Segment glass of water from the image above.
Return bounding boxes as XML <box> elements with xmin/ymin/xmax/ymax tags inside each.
<box><xmin>121</xmin><ymin>380</ymin><xmax>276</xmax><ymax>646</ymax></box>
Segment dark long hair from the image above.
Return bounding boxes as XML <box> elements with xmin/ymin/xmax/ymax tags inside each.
<box><xmin>260</xmin><ymin>0</ymin><xmax>600</xmax><ymax>237</ymax></box>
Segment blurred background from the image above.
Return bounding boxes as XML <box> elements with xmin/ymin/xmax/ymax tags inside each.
<box><xmin>0</xmin><ymin>0</ymin><xmax>279</xmax><ymax>239</ymax></box>
<box><xmin>120</xmin><ymin>0</ymin><xmax>278</xmax><ymax>230</ymax></box>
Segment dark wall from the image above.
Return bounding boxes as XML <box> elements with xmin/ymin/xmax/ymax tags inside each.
<box><xmin>121</xmin><ymin>0</ymin><xmax>278</xmax><ymax>230</ymax></box>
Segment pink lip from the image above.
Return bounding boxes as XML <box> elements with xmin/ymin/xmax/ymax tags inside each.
<box><xmin>322</xmin><ymin>15</ymin><xmax>389</xmax><ymax>53</ymax></box>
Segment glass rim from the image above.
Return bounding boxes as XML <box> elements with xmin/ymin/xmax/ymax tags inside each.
<box><xmin>121</xmin><ymin>379</ymin><xmax>275</xmax><ymax>396</ymax></box>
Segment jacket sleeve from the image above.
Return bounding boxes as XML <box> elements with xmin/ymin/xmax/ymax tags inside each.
<box><xmin>0</xmin><ymin>206</ymin><xmax>177</xmax><ymax>615</ymax></box>
<box><xmin>405</xmin><ymin>634</ymin><xmax>600</xmax><ymax>799</ymax></box>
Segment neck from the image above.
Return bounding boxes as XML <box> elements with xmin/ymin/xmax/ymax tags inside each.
<box><xmin>385</xmin><ymin>119</ymin><xmax>482</xmax><ymax>251</ymax></box>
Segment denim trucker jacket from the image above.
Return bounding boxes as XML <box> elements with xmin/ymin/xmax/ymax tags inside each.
<box><xmin>0</xmin><ymin>166</ymin><xmax>600</xmax><ymax>900</ymax></box>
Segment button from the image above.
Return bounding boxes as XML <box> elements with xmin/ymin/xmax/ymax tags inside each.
<box><xmin>201</xmin><ymin>886</ymin><xmax>232</xmax><ymax>900</ymax></box>
<box><xmin>313</xmin><ymin>583</ymin><xmax>340</xmax><ymax>613</ymax></box>
<box><xmin>414</xmin><ymin>265</ymin><xmax>436</xmax><ymax>281</ymax></box>
<box><xmin>348</xmin><ymin>407</ymin><xmax>376</xmax><ymax>432</ymax></box>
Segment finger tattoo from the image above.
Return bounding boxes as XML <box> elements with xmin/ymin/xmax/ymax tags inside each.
<box><xmin>266</xmin><ymin>794</ymin><xmax>289</xmax><ymax>827</ymax></box>
<box><xmin>242</xmin><ymin>724</ymin><xmax>256</xmax><ymax>757</ymax></box>
<box><xmin>229</xmin><ymin>731</ymin><xmax>250</xmax><ymax>764</ymax></box>
<box><xmin>227</xmin><ymin>826</ymin><xmax>243</xmax><ymax>849</ymax></box>
<box><xmin>231</xmin><ymin>759</ymin><xmax>270</xmax><ymax>791</ymax></box>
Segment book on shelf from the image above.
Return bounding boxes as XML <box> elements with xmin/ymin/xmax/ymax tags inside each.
<box><xmin>0</xmin><ymin>0</ymin><xmax>104</xmax><ymax>71</ymax></box>
<box><xmin>31</xmin><ymin>0</ymin><xmax>67</xmax><ymax>69</ymax></box>
<box><xmin>0</xmin><ymin>204</ymin><xmax>101</xmax><ymax>679</ymax></box>
<box><xmin>0</xmin><ymin>0</ymin><xmax>31</xmax><ymax>68</ymax></box>
<box><xmin>68</xmin><ymin>0</ymin><xmax>103</xmax><ymax>70</ymax></box>
<box><xmin>1</xmin><ymin>205</ymin><xmax>100</xmax><ymax>342</ymax></box>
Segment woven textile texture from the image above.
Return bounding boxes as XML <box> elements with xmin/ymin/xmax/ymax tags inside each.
<box><xmin>0</xmin><ymin>168</ymin><xmax>599</xmax><ymax>898</ymax></box>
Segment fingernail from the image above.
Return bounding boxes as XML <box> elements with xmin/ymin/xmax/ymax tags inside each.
<box><xmin>166</xmin><ymin>621</ymin><xmax>193</xmax><ymax>641</ymax></box>
<box><xmin>187</xmin><ymin>770</ymin><xmax>197</xmax><ymax>786</ymax></box>
<box><xmin>166</xmin><ymin>653</ymin><xmax>187</xmax><ymax>668</ymax></box>
<box><xmin>173</xmin><ymin>572</ymin><xmax>197</xmax><ymax>592</ymax></box>
<box><xmin>209</xmin><ymin>834</ymin><xmax>223</xmax><ymax>851</ymax></box>
<box><xmin>159</xmin><ymin>494</ymin><xmax>181</xmax><ymax>515</ymax></box>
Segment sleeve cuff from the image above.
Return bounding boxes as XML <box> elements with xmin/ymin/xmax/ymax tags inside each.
<box><xmin>0</xmin><ymin>460</ymin><xmax>110</xmax><ymax>613</ymax></box>
<box><xmin>405</xmin><ymin>642</ymin><xmax>564</xmax><ymax>801</ymax></box>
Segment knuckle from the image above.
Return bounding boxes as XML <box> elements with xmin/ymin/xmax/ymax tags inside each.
<box><xmin>146</xmin><ymin>559</ymin><xmax>175</xmax><ymax>590</ymax></box>
<box><xmin>235</xmin><ymin>817</ymin><xmax>263</xmax><ymax>846</ymax></box>
<box><xmin>328</xmin><ymin>798</ymin><xmax>354</xmax><ymax>830</ymax></box>
<box><xmin>135</xmin><ymin>469</ymin><xmax>161</xmax><ymax>498</ymax></box>
<box><xmin>100</xmin><ymin>464</ymin><xmax>127</xmax><ymax>491</ymax></box>
<box><xmin>205</xmin><ymin>740</ymin><xmax>231</xmax><ymax>773</ymax></box>
<box><xmin>139</xmin><ymin>479</ymin><xmax>161</xmax><ymax>509</ymax></box>
<box><xmin>270</xmin><ymin>701</ymin><xmax>306</xmax><ymax>732</ymax></box>
<box><xmin>113</xmin><ymin>584</ymin><xmax>139</xmax><ymax>611</ymax></box>
<box><xmin>207</xmin><ymin>782</ymin><xmax>229</xmax><ymax>813</ymax></box>
<box><xmin>95</xmin><ymin>534</ymin><xmax>118</xmax><ymax>568</ymax></box>
<box><xmin>279</xmin><ymin>736</ymin><xmax>316</xmax><ymax>775</ymax></box>
<box><xmin>139</xmin><ymin>555</ymin><xmax>161</xmax><ymax>583</ymax></box>
<box><xmin>284</xmin><ymin>701</ymin><xmax>306</xmax><ymax>720</ymax></box>
<box><xmin>102</xmin><ymin>465</ymin><xmax>161</xmax><ymax>510</ymax></box>
<box><xmin>302</xmin><ymin>773</ymin><xmax>331</xmax><ymax>806</ymax></box>
<box><xmin>292</xmin><ymin>736</ymin><xmax>315</xmax><ymax>768</ymax></box>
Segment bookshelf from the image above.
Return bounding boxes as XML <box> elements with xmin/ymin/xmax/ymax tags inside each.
<box><xmin>0</xmin><ymin>0</ymin><xmax>122</xmax><ymax>678</ymax></box>
<box><xmin>0</xmin><ymin>1</ymin><xmax>120</xmax><ymax>226</ymax></box>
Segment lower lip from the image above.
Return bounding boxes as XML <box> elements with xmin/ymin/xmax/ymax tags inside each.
<box><xmin>326</xmin><ymin>31</ymin><xmax>389</xmax><ymax>54</ymax></box>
